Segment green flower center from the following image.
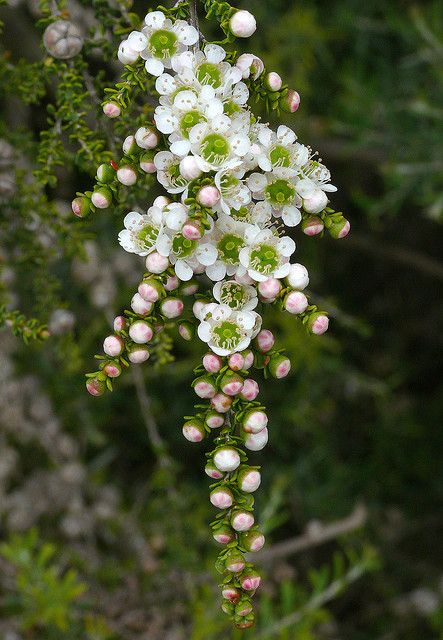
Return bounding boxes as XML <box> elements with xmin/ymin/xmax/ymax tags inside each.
<box><xmin>201</xmin><ymin>134</ymin><xmax>230</xmax><ymax>165</ymax></box>
<box><xmin>249</xmin><ymin>243</ymin><xmax>279</xmax><ymax>275</ymax></box>
<box><xmin>220</xmin><ymin>173</ymin><xmax>240</xmax><ymax>196</ymax></box>
<box><xmin>217</xmin><ymin>233</ymin><xmax>245</xmax><ymax>265</ymax></box>
<box><xmin>166</xmin><ymin>163</ymin><xmax>189</xmax><ymax>188</ymax></box>
<box><xmin>270</xmin><ymin>145</ymin><xmax>291</xmax><ymax>168</ymax></box>
<box><xmin>196</xmin><ymin>62</ymin><xmax>223</xmax><ymax>88</ymax></box>
<box><xmin>136</xmin><ymin>225</ymin><xmax>159</xmax><ymax>251</ymax></box>
<box><xmin>172</xmin><ymin>234</ymin><xmax>197</xmax><ymax>258</ymax></box>
<box><xmin>219</xmin><ymin>282</ymin><xmax>250</xmax><ymax>309</ymax></box>
<box><xmin>149</xmin><ymin>29</ymin><xmax>178</xmax><ymax>59</ymax></box>
<box><xmin>224</xmin><ymin>100</ymin><xmax>242</xmax><ymax>116</ymax></box>
<box><xmin>230</xmin><ymin>206</ymin><xmax>252</xmax><ymax>223</ymax></box>
<box><xmin>212</xmin><ymin>320</ymin><xmax>243</xmax><ymax>350</ymax></box>
<box><xmin>180</xmin><ymin>110</ymin><xmax>205</xmax><ymax>138</ymax></box>
<box><xmin>265</xmin><ymin>179</ymin><xmax>295</xmax><ymax>206</ymax></box>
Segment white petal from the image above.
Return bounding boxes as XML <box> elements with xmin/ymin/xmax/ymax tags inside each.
<box><xmin>196</xmin><ymin>243</ymin><xmax>218</xmax><ymax>266</ymax></box>
<box><xmin>154</xmin><ymin>112</ymin><xmax>178</xmax><ymax>134</ymax></box>
<box><xmin>197</xmin><ymin>322</ymin><xmax>211</xmax><ymax>342</ymax></box>
<box><xmin>124</xmin><ymin>211</ymin><xmax>143</xmax><ymax>230</ymax></box>
<box><xmin>174</xmin><ymin>89</ymin><xmax>198</xmax><ymax>111</ymax></box>
<box><xmin>247</xmin><ymin>173</ymin><xmax>267</xmax><ymax>192</ymax></box>
<box><xmin>232</xmin><ymin>82</ymin><xmax>249</xmax><ymax>105</ymax></box>
<box><xmin>144</xmin><ymin>10</ymin><xmax>166</xmax><ymax>28</ymax></box>
<box><xmin>274</xmin><ymin>263</ymin><xmax>291</xmax><ymax>278</ymax></box>
<box><xmin>165</xmin><ymin>207</ymin><xmax>187</xmax><ymax>231</ymax></box>
<box><xmin>212</xmin><ymin>281</ymin><xmax>223</xmax><ymax>301</ymax></box>
<box><xmin>277</xmin><ymin>236</ymin><xmax>296</xmax><ymax>257</ymax></box>
<box><xmin>174</xmin><ymin>21</ymin><xmax>199</xmax><ymax>45</ymax></box>
<box><xmin>258</xmin><ymin>128</ymin><xmax>272</xmax><ymax>147</ymax></box>
<box><xmin>206</xmin><ymin>261</ymin><xmax>227</xmax><ymax>281</ymax></box>
<box><xmin>204</xmin><ymin>44</ymin><xmax>226</xmax><ymax>64</ymax></box>
<box><xmin>175</xmin><ymin>259</ymin><xmax>193</xmax><ymax>281</ymax></box>
<box><xmin>230</xmin><ymin>135</ymin><xmax>250</xmax><ymax>157</ymax></box>
<box><xmin>156</xmin><ymin>234</ymin><xmax>172</xmax><ymax>256</ymax></box>
<box><xmin>155</xmin><ymin>73</ymin><xmax>177</xmax><ymax>95</ymax></box>
<box><xmin>277</xmin><ymin>125</ymin><xmax>296</xmax><ymax>145</ymax></box>
<box><xmin>145</xmin><ymin>57</ymin><xmax>165</xmax><ymax>77</ymax></box>
<box><xmin>296</xmin><ymin>178</ymin><xmax>315</xmax><ymax>198</ymax></box>
<box><xmin>127</xmin><ymin>31</ymin><xmax>148</xmax><ymax>52</ymax></box>
<box><xmin>205</xmin><ymin>100</ymin><xmax>224</xmax><ymax>119</ymax></box>
<box><xmin>211</xmin><ymin>115</ymin><xmax>231</xmax><ymax>134</ymax></box>
<box><xmin>189</xmin><ymin>123</ymin><xmax>207</xmax><ymax>144</ymax></box>
<box><xmin>154</xmin><ymin>151</ymin><xmax>173</xmax><ymax>170</ymax></box>
<box><xmin>170</xmin><ymin>139</ymin><xmax>191</xmax><ymax>157</ymax></box>
<box><xmin>239</xmin><ymin>247</ymin><xmax>250</xmax><ymax>268</ymax></box>
<box><xmin>258</xmin><ymin>155</ymin><xmax>272</xmax><ymax>172</ymax></box>
<box><xmin>281</xmin><ymin>206</ymin><xmax>302</xmax><ymax>227</ymax></box>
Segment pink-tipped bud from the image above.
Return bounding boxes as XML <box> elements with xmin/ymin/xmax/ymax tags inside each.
<box><xmin>96</xmin><ymin>163</ymin><xmax>115</xmax><ymax>183</ymax></box>
<box><xmin>225</xmin><ymin>551</ymin><xmax>246</xmax><ymax>573</ymax></box>
<box><xmin>193</xmin><ymin>375</ymin><xmax>217</xmax><ymax>399</ymax></box>
<box><xmin>231</xmin><ymin>510</ymin><xmax>254</xmax><ymax>532</ymax></box>
<box><xmin>240</xmin><ymin>530</ymin><xmax>265</xmax><ymax>552</ymax></box>
<box><xmin>228</xmin><ymin>353</ymin><xmax>245</xmax><ymax>371</ymax></box>
<box><xmin>103</xmin><ymin>334</ymin><xmax>124</xmax><ymax>357</ymax></box>
<box><xmin>117</xmin><ymin>166</ymin><xmax>137</xmax><ymax>186</ymax></box>
<box><xmin>130</xmin><ymin>293</ymin><xmax>153</xmax><ymax>316</ymax></box>
<box><xmin>160</xmin><ymin>297</ymin><xmax>184</xmax><ymax>319</ymax></box>
<box><xmin>258</xmin><ymin>278</ymin><xmax>281</xmax><ymax>301</ymax></box>
<box><xmin>145</xmin><ymin>251</ymin><xmax>169</xmax><ymax>274</ymax></box>
<box><xmin>91</xmin><ymin>187</ymin><xmax>112</xmax><ymax>209</ymax></box>
<box><xmin>103</xmin><ymin>362</ymin><xmax>122</xmax><ymax>378</ymax></box>
<box><xmin>284</xmin><ymin>290</ymin><xmax>308</xmax><ymax>314</ymax></box>
<box><xmin>128</xmin><ymin>320</ymin><xmax>154</xmax><ymax>344</ymax></box>
<box><xmin>282</xmin><ymin>89</ymin><xmax>300</xmax><ymax>113</ymax></box>
<box><xmin>178</xmin><ymin>321</ymin><xmax>194</xmax><ymax>341</ymax></box>
<box><xmin>86</xmin><ymin>378</ymin><xmax>105</xmax><ymax>396</ymax></box>
<box><xmin>235</xmin><ymin>598</ymin><xmax>254</xmax><ymax>617</ymax></box>
<box><xmin>214</xmin><ymin>525</ymin><xmax>236</xmax><ymax>545</ymax></box>
<box><xmin>193</xmin><ymin>300</ymin><xmax>208</xmax><ymax>319</ymax></box>
<box><xmin>122</xmin><ymin>135</ymin><xmax>137</xmax><ymax>155</ymax></box>
<box><xmin>135</xmin><ymin>126</ymin><xmax>159</xmax><ymax>150</ymax></box>
<box><xmin>308</xmin><ymin>312</ymin><xmax>329</xmax><ymax>335</ymax></box>
<box><xmin>211</xmin><ymin>393</ymin><xmax>233</xmax><ymax>413</ymax></box>
<box><xmin>165</xmin><ymin>274</ymin><xmax>180</xmax><ymax>291</ymax></box>
<box><xmin>210</xmin><ymin>487</ymin><xmax>234</xmax><ymax>509</ymax></box>
<box><xmin>138</xmin><ymin>279</ymin><xmax>164</xmax><ymax>303</ymax></box>
<box><xmin>180</xmin><ymin>280</ymin><xmax>199</xmax><ymax>296</ymax></box>
<box><xmin>236</xmin><ymin>617</ymin><xmax>255</xmax><ymax>630</ymax></box>
<box><xmin>266</xmin><ymin>71</ymin><xmax>282</xmax><ymax>92</ymax></box>
<box><xmin>205</xmin><ymin>410</ymin><xmax>225</xmax><ymax>429</ymax></box>
<box><xmin>102</xmin><ymin>102</ymin><xmax>121</xmax><ymax>118</ymax></box>
<box><xmin>71</xmin><ymin>195</ymin><xmax>90</xmax><ymax>218</ymax></box>
<box><xmin>139</xmin><ymin>152</ymin><xmax>157</xmax><ymax>174</ymax></box>
<box><xmin>242</xmin><ymin>349</ymin><xmax>254</xmax><ymax>369</ymax></box>
<box><xmin>244</xmin><ymin>427</ymin><xmax>268</xmax><ymax>451</ymax></box>
<box><xmin>229</xmin><ymin>10</ymin><xmax>257</xmax><ymax>38</ymax></box>
<box><xmin>182</xmin><ymin>220</ymin><xmax>203</xmax><ymax>240</ymax></box>
<box><xmin>222</xmin><ymin>587</ymin><xmax>241</xmax><ymax>603</ymax></box>
<box><xmin>182</xmin><ymin>419</ymin><xmax>206</xmax><ymax>443</ymax></box>
<box><xmin>243</xmin><ymin>410</ymin><xmax>268</xmax><ymax>434</ymax></box>
<box><xmin>303</xmin><ymin>190</ymin><xmax>328</xmax><ymax>214</ymax></box>
<box><xmin>179</xmin><ymin>155</ymin><xmax>202</xmax><ymax>180</ymax></box>
<box><xmin>255</xmin><ymin>329</ymin><xmax>275</xmax><ymax>353</ymax></box>
<box><xmin>286</xmin><ymin>263</ymin><xmax>309</xmax><ymax>290</ymax></box>
<box><xmin>127</xmin><ymin>346</ymin><xmax>150</xmax><ymax>363</ymax></box>
<box><xmin>302</xmin><ymin>216</ymin><xmax>324</xmax><ymax>236</ymax></box>
<box><xmin>240</xmin><ymin>378</ymin><xmax>259</xmax><ymax>402</ymax></box>
<box><xmin>113</xmin><ymin>316</ymin><xmax>126</xmax><ymax>332</ymax></box>
<box><xmin>240</xmin><ymin>571</ymin><xmax>261</xmax><ymax>591</ymax></box>
<box><xmin>220</xmin><ymin>371</ymin><xmax>244</xmax><ymax>396</ymax></box>
<box><xmin>238</xmin><ymin>468</ymin><xmax>261</xmax><ymax>493</ymax></box>
<box><xmin>203</xmin><ymin>353</ymin><xmax>223</xmax><ymax>373</ymax></box>
<box><xmin>329</xmin><ymin>217</ymin><xmax>351</xmax><ymax>239</ymax></box>
<box><xmin>269</xmin><ymin>354</ymin><xmax>291</xmax><ymax>379</ymax></box>
<box><xmin>213</xmin><ymin>446</ymin><xmax>241</xmax><ymax>472</ymax></box>
<box><xmin>196</xmin><ymin>185</ymin><xmax>220</xmax><ymax>208</ymax></box>
<box><xmin>205</xmin><ymin>461</ymin><xmax>224</xmax><ymax>479</ymax></box>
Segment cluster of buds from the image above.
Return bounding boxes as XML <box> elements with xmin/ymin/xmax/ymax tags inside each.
<box><xmin>80</xmin><ymin>0</ymin><xmax>349</xmax><ymax>628</ymax></box>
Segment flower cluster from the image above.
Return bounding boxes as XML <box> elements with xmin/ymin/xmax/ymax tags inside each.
<box><xmin>78</xmin><ymin>1</ymin><xmax>349</xmax><ymax>629</ymax></box>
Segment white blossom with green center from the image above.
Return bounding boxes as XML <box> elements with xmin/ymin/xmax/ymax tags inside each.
<box><xmin>247</xmin><ymin>170</ymin><xmax>302</xmax><ymax>228</ymax></box>
<box><xmin>118</xmin><ymin>208</ymin><xmax>166</xmax><ymax>257</ymax></box>
<box><xmin>239</xmin><ymin>228</ymin><xmax>296</xmax><ymax>282</ymax></box>
<box><xmin>213</xmin><ymin>280</ymin><xmax>258</xmax><ymax>311</ymax></box>
<box><xmin>205</xmin><ymin>214</ymin><xmax>257</xmax><ymax>282</ymax></box>
<box><xmin>154</xmin><ymin>151</ymin><xmax>191</xmax><ymax>194</ymax></box>
<box><xmin>214</xmin><ymin>167</ymin><xmax>251</xmax><ymax>214</ymax></box>
<box><xmin>189</xmin><ymin>113</ymin><xmax>251</xmax><ymax>172</ymax></box>
<box><xmin>197</xmin><ymin>303</ymin><xmax>261</xmax><ymax>356</ymax></box>
<box><xmin>157</xmin><ymin>231</ymin><xmax>217</xmax><ymax>281</ymax></box>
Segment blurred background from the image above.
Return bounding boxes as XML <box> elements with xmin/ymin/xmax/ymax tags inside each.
<box><xmin>0</xmin><ymin>0</ymin><xmax>442</xmax><ymax>638</ymax></box>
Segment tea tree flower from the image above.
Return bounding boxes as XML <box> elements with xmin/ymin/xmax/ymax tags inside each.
<box><xmin>239</xmin><ymin>228</ymin><xmax>295</xmax><ymax>281</ymax></box>
<box><xmin>197</xmin><ymin>303</ymin><xmax>261</xmax><ymax>356</ymax></box>
<box><xmin>118</xmin><ymin>208</ymin><xmax>165</xmax><ymax>256</ymax></box>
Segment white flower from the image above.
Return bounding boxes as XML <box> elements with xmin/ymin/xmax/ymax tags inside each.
<box><xmin>162</xmin><ymin>202</ymin><xmax>189</xmax><ymax>232</ymax></box>
<box><xmin>299</xmin><ymin>161</ymin><xmax>337</xmax><ymax>194</ymax></box>
<box><xmin>118</xmin><ymin>208</ymin><xmax>166</xmax><ymax>256</ymax></box>
<box><xmin>197</xmin><ymin>303</ymin><xmax>261</xmax><ymax>356</ymax></box>
<box><xmin>213</xmin><ymin>280</ymin><xmax>258</xmax><ymax>311</ymax></box>
<box><xmin>236</xmin><ymin>53</ymin><xmax>264</xmax><ymax>80</ymax></box>
<box><xmin>154</xmin><ymin>150</ymin><xmax>190</xmax><ymax>194</ymax></box>
<box><xmin>253</xmin><ymin>124</ymin><xmax>309</xmax><ymax>173</ymax></box>
<box><xmin>239</xmin><ymin>228</ymin><xmax>295</xmax><ymax>281</ymax></box>
<box><xmin>214</xmin><ymin>167</ymin><xmax>251</xmax><ymax>214</ymax></box>
<box><xmin>157</xmin><ymin>232</ymin><xmax>217</xmax><ymax>281</ymax></box>
<box><xmin>189</xmin><ymin>113</ymin><xmax>251</xmax><ymax>172</ymax></box>
<box><xmin>204</xmin><ymin>214</ymin><xmax>257</xmax><ymax>281</ymax></box>
<box><xmin>248</xmin><ymin>170</ymin><xmax>302</xmax><ymax>227</ymax></box>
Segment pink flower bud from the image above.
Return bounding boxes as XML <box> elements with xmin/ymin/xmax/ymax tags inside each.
<box><xmin>238</xmin><ymin>468</ymin><xmax>261</xmax><ymax>493</ymax></box>
<box><xmin>71</xmin><ymin>196</ymin><xmax>90</xmax><ymax>218</ymax></box>
<box><xmin>103</xmin><ymin>362</ymin><xmax>122</xmax><ymax>378</ymax></box>
<box><xmin>91</xmin><ymin>187</ymin><xmax>112</xmax><ymax>209</ymax></box>
<box><xmin>127</xmin><ymin>346</ymin><xmax>150</xmax><ymax>363</ymax></box>
<box><xmin>229</xmin><ymin>10</ymin><xmax>257</xmax><ymax>38</ymax></box>
<box><xmin>258</xmin><ymin>278</ymin><xmax>281</xmax><ymax>301</ymax></box>
<box><xmin>240</xmin><ymin>531</ymin><xmax>265</xmax><ymax>552</ymax></box>
<box><xmin>240</xmin><ymin>378</ymin><xmax>259</xmax><ymax>402</ymax></box>
<box><xmin>214</xmin><ymin>525</ymin><xmax>236</xmax><ymax>545</ymax></box>
<box><xmin>231</xmin><ymin>510</ymin><xmax>254</xmax><ymax>532</ymax></box>
<box><xmin>160</xmin><ymin>297</ymin><xmax>184</xmax><ymax>319</ymax></box>
<box><xmin>225</xmin><ymin>551</ymin><xmax>245</xmax><ymax>573</ymax></box>
<box><xmin>329</xmin><ymin>217</ymin><xmax>351</xmax><ymax>239</ymax></box>
<box><xmin>244</xmin><ymin>427</ymin><xmax>268</xmax><ymax>451</ymax></box>
<box><xmin>236</xmin><ymin>618</ymin><xmax>255</xmax><ymax>630</ymax></box>
<box><xmin>193</xmin><ymin>300</ymin><xmax>207</xmax><ymax>319</ymax></box>
<box><xmin>180</xmin><ymin>280</ymin><xmax>199</xmax><ymax>296</ymax></box>
<box><xmin>203</xmin><ymin>353</ymin><xmax>223</xmax><ymax>373</ymax></box>
<box><xmin>135</xmin><ymin>126</ymin><xmax>159</xmax><ymax>150</ymax></box>
<box><xmin>194</xmin><ymin>375</ymin><xmax>217</xmax><ymax>399</ymax></box>
<box><xmin>308</xmin><ymin>312</ymin><xmax>329</xmax><ymax>335</ymax></box>
<box><xmin>103</xmin><ymin>334</ymin><xmax>124</xmax><ymax>357</ymax></box>
<box><xmin>283</xmin><ymin>89</ymin><xmax>300</xmax><ymax>113</ymax></box>
<box><xmin>129</xmin><ymin>320</ymin><xmax>154</xmax><ymax>344</ymax></box>
<box><xmin>210</xmin><ymin>487</ymin><xmax>234</xmax><ymax>509</ymax></box>
<box><xmin>145</xmin><ymin>251</ymin><xmax>169</xmax><ymax>274</ymax></box>
<box><xmin>213</xmin><ymin>446</ymin><xmax>241</xmax><ymax>472</ymax></box>
<box><xmin>228</xmin><ymin>353</ymin><xmax>245</xmax><ymax>371</ymax></box>
<box><xmin>130</xmin><ymin>293</ymin><xmax>153</xmax><ymax>316</ymax></box>
<box><xmin>269</xmin><ymin>354</ymin><xmax>291</xmax><ymax>379</ymax></box>
<box><xmin>196</xmin><ymin>185</ymin><xmax>220</xmax><ymax>208</ymax></box>
<box><xmin>243</xmin><ymin>410</ymin><xmax>268</xmax><ymax>434</ymax></box>
<box><xmin>182</xmin><ymin>419</ymin><xmax>206</xmax><ymax>443</ymax></box>
<box><xmin>117</xmin><ymin>166</ymin><xmax>137</xmax><ymax>186</ymax></box>
<box><xmin>178</xmin><ymin>321</ymin><xmax>194</xmax><ymax>341</ymax></box>
<box><xmin>153</xmin><ymin>195</ymin><xmax>171</xmax><ymax>208</ymax></box>
<box><xmin>102</xmin><ymin>102</ymin><xmax>121</xmax><ymax>118</ymax></box>
<box><xmin>211</xmin><ymin>393</ymin><xmax>233</xmax><ymax>413</ymax></box>
<box><xmin>205</xmin><ymin>461</ymin><xmax>224</xmax><ymax>479</ymax></box>
<box><xmin>236</xmin><ymin>53</ymin><xmax>264</xmax><ymax>79</ymax></box>
<box><xmin>302</xmin><ymin>216</ymin><xmax>324</xmax><ymax>236</ymax></box>
<box><xmin>286</xmin><ymin>263</ymin><xmax>309</xmax><ymax>290</ymax></box>
<box><xmin>255</xmin><ymin>329</ymin><xmax>275</xmax><ymax>353</ymax></box>
<box><xmin>179</xmin><ymin>156</ymin><xmax>202</xmax><ymax>180</ymax></box>
<box><xmin>86</xmin><ymin>378</ymin><xmax>105</xmax><ymax>396</ymax></box>
<box><xmin>242</xmin><ymin>349</ymin><xmax>254</xmax><ymax>369</ymax></box>
<box><xmin>165</xmin><ymin>275</ymin><xmax>180</xmax><ymax>291</ymax></box>
<box><xmin>182</xmin><ymin>220</ymin><xmax>203</xmax><ymax>240</ymax></box>
<box><xmin>240</xmin><ymin>571</ymin><xmax>261</xmax><ymax>591</ymax></box>
<box><xmin>266</xmin><ymin>71</ymin><xmax>282</xmax><ymax>92</ymax></box>
<box><xmin>220</xmin><ymin>372</ymin><xmax>244</xmax><ymax>396</ymax></box>
<box><xmin>113</xmin><ymin>316</ymin><xmax>126</xmax><ymax>332</ymax></box>
<box><xmin>139</xmin><ymin>153</ymin><xmax>157</xmax><ymax>174</ymax></box>
<box><xmin>96</xmin><ymin>163</ymin><xmax>115</xmax><ymax>183</ymax></box>
<box><xmin>122</xmin><ymin>135</ymin><xmax>137</xmax><ymax>155</ymax></box>
<box><xmin>138</xmin><ymin>279</ymin><xmax>163</xmax><ymax>303</ymax></box>
<box><xmin>205</xmin><ymin>410</ymin><xmax>225</xmax><ymax>429</ymax></box>
<box><xmin>222</xmin><ymin>587</ymin><xmax>241</xmax><ymax>603</ymax></box>
<box><xmin>284</xmin><ymin>290</ymin><xmax>308</xmax><ymax>314</ymax></box>
<box><xmin>235</xmin><ymin>599</ymin><xmax>253</xmax><ymax>617</ymax></box>
<box><xmin>303</xmin><ymin>190</ymin><xmax>328</xmax><ymax>214</ymax></box>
